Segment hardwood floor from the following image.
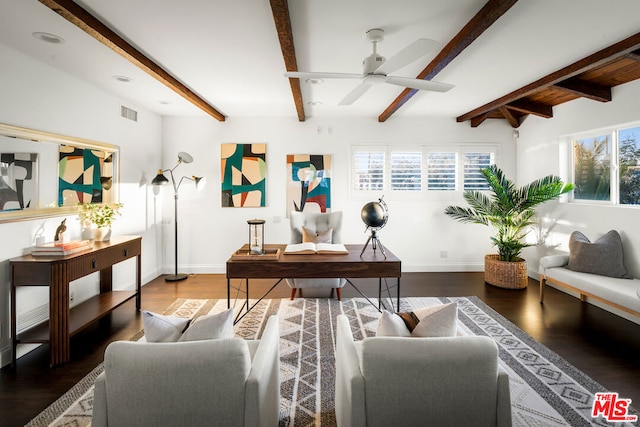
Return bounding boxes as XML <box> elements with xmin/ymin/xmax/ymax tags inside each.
<box><xmin>2</xmin><ymin>272</ymin><xmax>639</xmax><ymax>426</ymax></box>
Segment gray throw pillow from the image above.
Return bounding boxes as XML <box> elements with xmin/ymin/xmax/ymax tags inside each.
<box><xmin>566</xmin><ymin>230</ymin><xmax>632</xmax><ymax>279</ymax></box>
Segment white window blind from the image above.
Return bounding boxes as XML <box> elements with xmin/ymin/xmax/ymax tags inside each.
<box><xmin>464</xmin><ymin>152</ymin><xmax>495</xmax><ymax>190</ymax></box>
<box><xmin>427</xmin><ymin>152</ymin><xmax>456</xmax><ymax>190</ymax></box>
<box><xmin>391</xmin><ymin>151</ymin><xmax>421</xmax><ymax>190</ymax></box>
<box><xmin>352</xmin><ymin>151</ymin><xmax>385</xmax><ymax>191</ymax></box>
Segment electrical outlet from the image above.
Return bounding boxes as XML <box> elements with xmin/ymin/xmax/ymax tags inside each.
<box><xmin>70</xmin><ymin>291</ymin><xmax>75</xmax><ymax>303</ymax></box>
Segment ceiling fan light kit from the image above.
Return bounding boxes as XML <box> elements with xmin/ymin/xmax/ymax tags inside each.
<box><xmin>285</xmin><ymin>28</ymin><xmax>454</xmax><ymax>106</ymax></box>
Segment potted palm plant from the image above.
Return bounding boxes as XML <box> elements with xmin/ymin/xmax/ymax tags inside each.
<box><xmin>444</xmin><ymin>165</ymin><xmax>573</xmax><ymax>289</ymax></box>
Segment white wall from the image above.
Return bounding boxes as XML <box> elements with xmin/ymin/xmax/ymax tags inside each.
<box><xmin>159</xmin><ymin>115</ymin><xmax>516</xmax><ymax>274</ymax></box>
<box><xmin>0</xmin><ymin>43</ymin><xmax>163</xmax><ymax>366</ymax></box>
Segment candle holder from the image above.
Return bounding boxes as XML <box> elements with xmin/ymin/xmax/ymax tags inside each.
<box><xmin>248</xmin><ymin>219</ymin><xmax>265</xmax><ymax>255</ymax></box>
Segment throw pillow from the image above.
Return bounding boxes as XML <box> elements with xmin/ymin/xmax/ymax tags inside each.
<box><xmin>410</xmin><ymin>302</ymin><xmax>458</xmax><ymax>337</ymax></box>
<box><xmin>302</xmin><ymin>226</ymin><xmax>333</xmax><ymax>244</ymax></box>
<box><xmin>142</xmin><ymin>311</ymin><xmax>191</xmax><ymax>342</ymax></box>
<box><xmin>178</xmin><ymin>308</ymin><xmax>234</xmax><ymax>342</ymax></box>
<box><xmin>567</xmin><ymin>230</ymin><xmax>632</xmax><ymax>279</ymax></box>
<box><xmin>376</xmin><ymin>310</ymin><xmax>411</xmax><ymax>337</ymax></box>
<box><xmin>375</xmin><ymin>302</ymin><xmax>458</xmax><ymax>338</ymax></box>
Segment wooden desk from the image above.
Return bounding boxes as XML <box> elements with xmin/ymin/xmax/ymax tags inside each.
<box><xmin>226</xmin><ymin>244</ymin><xmax>401</xmax><ymax>322</ymax></box>
<box><xmin>10</xmin><ymin>235</ymin><xmax>141</xmax><ymax>367</ymax></box>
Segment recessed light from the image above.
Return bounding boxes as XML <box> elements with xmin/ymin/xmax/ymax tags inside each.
<box><xmin>32</xmin><ymin>32</ymin><xmax>65</xmax><ymax>44</ymax></box>
<box><xmin>308</xmin><ymin>101</ymin><xmax>323</xmax><ymax>106</ymax></box>
<box><xmin>159</xmin><ymin>100</ymin><xmax>173</xmax><ymax>105</ymax></box>
<box><xmin>112</xmin><ymin>75</ymin><xmax>133</xmax><ymax>83</ymax></box>
<box><xmin>305</xmin><ymin>78</ymin><xmax>324</xmax><ymax>85</ymax></box>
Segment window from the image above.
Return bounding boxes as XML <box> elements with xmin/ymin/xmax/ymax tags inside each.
<box><xmin>570</xmin><ymin>124</ymin><xmax>640</xmax><ymax>205</ymax></box>
<box><xmin>390</xmin><ymin>151</ymin><xmax>421</xmax><ymax>191</ymax></box>
<box><xmin>351</xmin><ymin>144</ymin><xmax>497</xmax><ymax>197</ymax></box>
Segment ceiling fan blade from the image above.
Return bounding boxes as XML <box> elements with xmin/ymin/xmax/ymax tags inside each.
<box><xmin>385</xmin><ymin>76</ymin><xmax>454</xmax><ymax>92</ymax></box>
<box><xmin>375</xmin><ymin>39</ymin><xmax>439</xmax><ymax>75</ymax></box>
<box><xmin>338</xmin><ymin>83</ymin><xmax>372</xmax><ymax>105</ymax></box>
<box><xmin>284</xmin><ymin>71</ymin><xmax>363</xmax><ymax>80</ymax></box>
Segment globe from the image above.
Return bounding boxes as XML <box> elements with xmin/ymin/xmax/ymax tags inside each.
<box><xmin>361</xmin><ymin>202</ymin><xmax>386</xmax><ymax>229</ymax></box>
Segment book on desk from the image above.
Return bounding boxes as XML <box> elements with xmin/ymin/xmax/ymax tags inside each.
<box><xmin>31</xmin><ymin>240</ymin><xmax>93</xmax><ymax>257</ymax></box>
<box><xmin>284</xmin><ymin>242</ymin><xmax>348</xmax><ymax>255</ymax></box>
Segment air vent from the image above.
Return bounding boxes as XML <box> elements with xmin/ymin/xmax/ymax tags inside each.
<box><xmin>120</xmin><ymin>105</ymin><xmax>138</xmax><ymax>122</ymax></box>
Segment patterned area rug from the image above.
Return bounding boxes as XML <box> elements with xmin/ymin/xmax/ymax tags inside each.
<box><xmin>27</xmin><ymin>296</ymin><xmax>638</xmax><ymax>427</ymax></box>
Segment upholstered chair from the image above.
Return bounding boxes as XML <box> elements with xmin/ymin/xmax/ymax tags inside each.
<box><xmin>334</xmin><ymin>314</ymin><xmax>512</xmax><ymax>427</ymax></box>
<box><xmin>92</xmin><ymin>315</ymin><xmax>280</xmax><ymax>427</ymax></box>
<box><xmin>286</xmin><ymin>210</ymin><xmax>347</xmax><ymax>300</ymax></box>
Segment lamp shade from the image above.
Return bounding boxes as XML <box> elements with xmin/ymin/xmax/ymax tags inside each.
<box><xmin>194</xmin><ymin>176</ymin><xmax>206</xmax><ymax>190</ymax></box>
<box><xmin>151</xmin><ymin>169</ymin><xmax>169</xmax><ymax>185</ymax></box>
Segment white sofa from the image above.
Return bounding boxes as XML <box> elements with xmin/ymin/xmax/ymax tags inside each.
<box><xmin>334</xmin><ymin>314</ymin><xmax>512</xmax><ymax>427</ymax></box>
<box><xmin>539</xmin><ymin>254</ymin><xmax>640</xmax><ymax>318</ymax></box>
<box><xmin>92</xmin><ymin>315</ymin><xmax>280</xmax><ymax>427</ymax></box>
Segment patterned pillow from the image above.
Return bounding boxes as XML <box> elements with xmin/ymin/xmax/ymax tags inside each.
<box><xmin>376</xmin><ymin>302</ymin><xmax>458</xmax><ymax>337</ymax></box>
<box><xmin>302</xmin><ymin>226</ymin><xmax>333</xmax><ymax>244</ymax></box>
<box><xmin>567</xmin><ymin>230</ymin><xmax>632</xmax><ymax>279</ymax></box>
<box><xmin>143</xmin><ymin>308</ymin><xmax>234</xmax><ymax>342</ymax></box>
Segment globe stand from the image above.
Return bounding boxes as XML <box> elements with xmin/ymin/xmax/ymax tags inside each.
<box><xmin>360</xmin><ymin>229</ymin><xmax>387</xmax><ymax>258</ymax></box>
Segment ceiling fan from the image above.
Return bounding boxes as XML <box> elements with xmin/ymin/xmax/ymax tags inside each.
<box><xmin>285</xmin><ymin>28</ymin><xmax>455</xmax><ymax>105</ymax></box>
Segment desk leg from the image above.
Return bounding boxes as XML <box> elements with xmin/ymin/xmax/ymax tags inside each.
<box><xmin>246</xmin><ymin>279</ymin><xmax>250</xmax><ymax>312</ymax></box>
<box><xmin>396</xmin><ymin>278</ymin><xmax>401</xmax><ymax>312</ymax></box>
<box><xmin>378</xmin><ymin>278</ymin><xmax>382</xmax><ymax>310</ymax></box>
<box><xmin>136</xmin><ymin>254</ymin><xmax>142</xmax><ymax>310</ymax></box>
<box><xmin>50</xmin><ymin>264</ymin><xmax>70</xmax><ymax>367</ymax></box>
<box><xmin>227</xmin><ymin>277</ymin><xmax>231</xmax><ymax>309</ymax></box>
<box><xmin>10</xmin><ymin>266</ymin><xmax>16</xmax><ymax>368</ymax></box>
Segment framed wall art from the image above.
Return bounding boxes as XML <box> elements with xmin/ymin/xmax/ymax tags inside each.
<box><xmin>221</xmin><ymin>143</ymin><xmax>266</xmax><ymax>207</ymax></box>
<box><xmin>286</xmin><ymin>154</ymin><xmax>332</xmax><ymax>217</ymax></box>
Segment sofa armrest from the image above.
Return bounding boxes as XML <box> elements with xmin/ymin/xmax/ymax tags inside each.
<box><xmin>496</xmin><ymin>370</ymin><xmax>512</xmax><ymax>427</ymax></box>
<box><xmin>539</xmin><ymin>254</ymin><xmax>570</xmax><ymax>274</ymax></box>
<box><xmin>335</xmin><ymin>315</ymin><xmax>366</xmax><ymax>427</ymax></box>
<box><xmin>92</xmin><ymin>372</ymin><xmax>108</xmax><ymax>427</ymax></box>
<box><xmin>245</xmin><ymin>315</ymin><xmax>280</xmax><ymax>427</ymax></box>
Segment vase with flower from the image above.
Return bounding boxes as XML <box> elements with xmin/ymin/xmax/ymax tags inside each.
<box><xmin>78</xmin><ymin>203</ymin><xmax>123</xmax><ymax>241</ymax></box>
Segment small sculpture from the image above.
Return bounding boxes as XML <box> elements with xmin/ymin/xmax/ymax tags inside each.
<box><xmin>54</xmin><ymin>219</ymin><xmax>67</xmax><ymax>242</ymax></box>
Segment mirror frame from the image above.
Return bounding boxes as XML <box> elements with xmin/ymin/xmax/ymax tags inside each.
<box><xmin>0</xmin><ymin>123</ymin><xmax>120</xmax><ymax>223</ymax></box>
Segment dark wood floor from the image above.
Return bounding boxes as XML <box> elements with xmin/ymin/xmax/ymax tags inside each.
<box><xmin>2</xmin><ymin>272</ymin><xmax>639</xmax><ymax>426</ymax></box>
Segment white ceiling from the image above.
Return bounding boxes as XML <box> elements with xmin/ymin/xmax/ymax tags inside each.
<box><xmin>1</xmin><ymin>0</ymin><xmax>640</xmax><ymax>121</ymax></box>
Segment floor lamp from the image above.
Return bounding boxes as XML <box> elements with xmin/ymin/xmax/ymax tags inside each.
<box><xmin>152</xmin><ymin>152</ymin><xmax>205</xmax><ymax>282</ymax></box>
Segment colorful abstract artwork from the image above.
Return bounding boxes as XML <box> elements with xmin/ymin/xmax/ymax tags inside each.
<box><xmin>58</xmin><ymin>145</ymin><xmax>114</xmax><ymax>206</ymax></box>
<box><xmin>0</xmin><ymin>153</ymin><xmax>38</xmax><ymax>211</ymax></box>
<box><xmin>221</xmin><ymin>143</ymin><xmax>266</xmax><ymax>207</ymax></box>
<box><xmin>286</xmin><ymin>154</ymin><xmax>332</xmax><ymax>217</ymax></box>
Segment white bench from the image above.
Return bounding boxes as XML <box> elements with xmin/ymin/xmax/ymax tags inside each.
<box><xmin>539</xmin><ymin>254</ymin><xmax>640</xmax><ymax>318</ymax></box>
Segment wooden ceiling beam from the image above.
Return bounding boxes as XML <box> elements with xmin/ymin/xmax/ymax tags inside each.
<box><xmin>457</xmin><ymin>31</ymin><xmax>640</xmax><ymax>124</ymax></box>
<box><xmin>506</xmin><ymin>100</ymin><xmax>553</xmax><ymax>118</ymax></box>
<box><xmin>470</xmin><ymin>112</ymin><xmax>491</xmax><ymax>128</ymax></box>
<box><xmin>378</xmin><ymin>0</ymin><xmax>519</xmax><ymax>122</ymax></box>
<box><xmin>552</xmin><ymin>78</ymin><xmax>612</xmax><ymax>102</ymax></box>
<box><xmin>38</xmin><ymin>0</ymin><xmax>226</xmax><ymax>121</ymax></box>
<box><xmin>270</xmin><ymin>0</ymin><xmax>305</xmax><ymax>122</ymax></box>
<box><xmin>624</xmin><ymin>49</ymin><xmax>640</xmax><ymax>62</ymax></box>
<box><xmin>498</xmin><ymin>107</ymin><xmax>520</xmax><ymax>128</ymax></box>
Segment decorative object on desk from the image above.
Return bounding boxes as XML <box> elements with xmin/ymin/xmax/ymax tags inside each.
<box><xmin>220</xmin><ymin>143</ymin><xmax>266</xmax><ymax>207</ymax></box>
<box><xmin>54</xmin><ymin>218</ymin><xmax>67</xmax><ymax>242</ymax></box>
<box><xmin>231</xmin><ymin>247</ymin><xmax>281</xmax><ymax>261</ymax></box>
<box><xmin>445</xmin><ymin>165</ymin><xmax>573</xmax><ymax>289</ymax></box>
<box><xmin>59</xmin><ymin>145</ymin><xmax>115</xmax><ymax>206</ymax></box>
<box><xmin>285</xmin><ymin>154</ymin><xmax>332</xmax><ymax>217</ymax></box>
<box><xmin>360</xmin><ymin>195</ymin><xmax>388</xmax><ymax>258</ymax></box>
<box><xmin>152</xmin><ymin>152</ymin><xmax>206</xmax><ymax>282</ymax></box>
<box><xmin>31</xmin><ymin>239</ymin><xmax>93</xmax><ymax>257</ymax></box>
<box><xmin>78</xmin><ymin>202</ymin><xmax>123</xmax><ymax>241</ymax></box>
<box><xmin>247</xmin><ymin>219</ymin><xmax>265</xmax><ymax>254</ymax></box>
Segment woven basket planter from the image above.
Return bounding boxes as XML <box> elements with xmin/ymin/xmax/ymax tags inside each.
<box><xmin>484</xmin><ymin>254</ymin><xmax>528</xmax><ymax>289</ymax></box>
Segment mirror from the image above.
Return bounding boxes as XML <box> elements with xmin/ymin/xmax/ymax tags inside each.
<box><xmin>0</xmin><ymin>123</ymin><xmax>119</xmax><ymax>223</ymax></box>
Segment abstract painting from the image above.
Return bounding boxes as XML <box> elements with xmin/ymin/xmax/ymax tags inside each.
<box><xmin>286</xmin><ymin>154</ymin><xmax>332</xmax><ymax>217</ymax></box>
<box><xmin>0</xmin><ymin>153</ymin><xmax>38</xmax><ymax>211</ymax></box>
<box><xmin>221</xmin><ymin>143</ymin><xmax>266</xmax><ymax>207</ymax></box>
<box><xmin>58</xmin><ymin>145</ymin><xmax>114</xmax><ymax>206</ymax></box>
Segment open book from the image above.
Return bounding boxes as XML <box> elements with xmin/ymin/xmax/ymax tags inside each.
<box><xmin>284</xmin><ymin>242</ymin><xmax>349</xmax><ymax>255</ymax></box>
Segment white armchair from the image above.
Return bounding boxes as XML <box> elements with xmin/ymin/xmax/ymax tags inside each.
<box><xmin>286</xmin><ymin>210</ymin><xmax>346</xmax><ymax>299</ymax></box>
<box><xmin>335</xmin><ymin>314</ymin><xmax>512</xmax><ymax>427</ymax></box>
<box><xmin>92</xmin><ymin>315</ymin><xmax>280</xmax><ymax>427</ymax></box>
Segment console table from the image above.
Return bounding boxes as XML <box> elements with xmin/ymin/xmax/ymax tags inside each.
<box><xmin>10</xmin><ymin>235</ymin><xmax>141</xmax><ymax>367</ymax></box>
<box><xmin>226</xmin><ymin>244</ymin><xmax>401</xmax><ymax>323</ymax></box>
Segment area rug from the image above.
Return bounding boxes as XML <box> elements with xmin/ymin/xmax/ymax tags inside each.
<box><xmin>27</xmin><ymin>296</ymin><xmax>638</xmax><ymax>427</ymax></box>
